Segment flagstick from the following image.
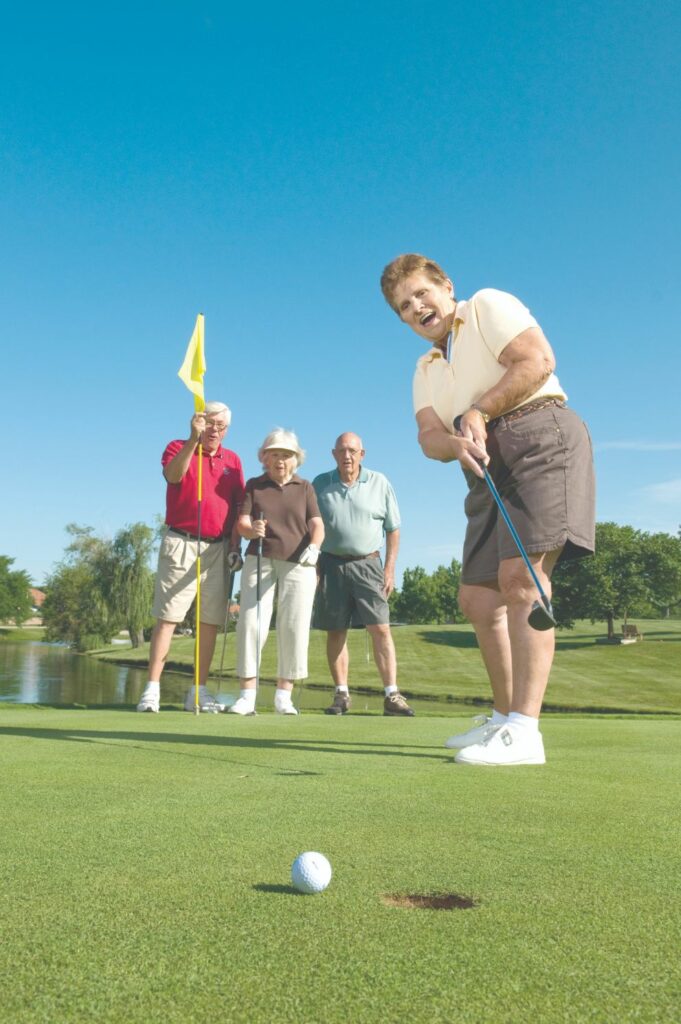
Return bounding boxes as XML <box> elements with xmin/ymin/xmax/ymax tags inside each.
<box><xmin>194</xmin><ymin>441</ymin><xmax>203</xmax><ymax>715</ymax></box>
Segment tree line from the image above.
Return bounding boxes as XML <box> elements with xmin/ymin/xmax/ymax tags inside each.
<box><xmin>2</xmin><ymin>520</ymin><xmax>680</xmax><ymax>646</ymax></box>
<box><xmin>389</xmin><ymin>523</ymin><xmax>681</xmax><ymax>631</ymax></box>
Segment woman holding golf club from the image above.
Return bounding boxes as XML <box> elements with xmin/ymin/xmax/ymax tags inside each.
<box><xmin>229</xmin><ymin>428</ymin><xmax>324</xmax><ymax>716</ymax></box>
<box><xmin>380</xmin><ymin>254</ymin><xmax>595</xmax><ymax>766</ymax></box>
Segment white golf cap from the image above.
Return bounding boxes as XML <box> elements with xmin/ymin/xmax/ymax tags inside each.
<box><xmin>258</xmin><ymin>428</ymin><xmax>306</xmax><ymax>467</ymax></box>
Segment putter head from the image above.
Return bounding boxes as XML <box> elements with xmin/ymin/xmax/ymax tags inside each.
<box><xmin>528</xmin><ymin>597</ymin><xmax>557</xmax><ymax>631</ymax></box>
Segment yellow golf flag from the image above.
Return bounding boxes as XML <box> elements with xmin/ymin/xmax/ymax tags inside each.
<box><xmin>178</xmin><ymin>314</ymin><xmax>206</xmax><ymax>412</ymax></box>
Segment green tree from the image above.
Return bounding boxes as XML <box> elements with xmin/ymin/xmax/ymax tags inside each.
<box><xmin>0</xmin><ymin>556</ymin><xmax>33</xmax><ymax>626</ymax></box>
<box><xmin>42</xmin><ymin>525</ymin><xmax>119</xmax><ymax>649</ymax></box>
<box><xmin>552</xmin><ymin>522</ymin><xmax>650</xmax><ymax>636</ymax></box>
<box><xmin>390</xmin><ymin>566</ymin><xmax>434</xmax><ymax>623</ymax></box>
<box><xmin>431</xmin><ymin>559</ymin><xmax>463</xmax><ymax>623</ymax></box>
<box><xmin>640</xmin><ymin>531</ymin><xmax>681</xmax><ymax>616</ymax></box>
<box><xmin>97</xmin><ymin>523</ymin><xmax>156</xmax><ymax>647</ymax></box>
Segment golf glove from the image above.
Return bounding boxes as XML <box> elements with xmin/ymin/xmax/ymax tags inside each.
<box><xmin>298</xmin><ymin>544</ymin><xmax>319</xmax><ymax>567</ymax></box>
<box><xmin>226</xmin><ymin>550</ymin><xmax>244</xmax><ymax>572</ymax></box>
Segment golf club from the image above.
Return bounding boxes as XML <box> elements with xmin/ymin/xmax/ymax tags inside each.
<box><xmin>216</xmin><ymin>563</ymin><xmax>237</xmax><ymax>695</ymax></box>
<box><xmin>479</xmin><ymin>462</ymin><xmax>557</xmax><ymax>631</ymax></box>
<box><xmin>255</xmin><ymin>509</ymin><xmax>264</xmax><ymax>704</ymax></box>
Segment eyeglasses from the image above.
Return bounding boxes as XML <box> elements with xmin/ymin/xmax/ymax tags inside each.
<box><xmin>334</xmin><ymin>447</ymin><xmax>361</xmax><ymax>456</ymax></box>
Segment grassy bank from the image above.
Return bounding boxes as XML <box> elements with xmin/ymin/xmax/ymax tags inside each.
<box><xmin>90</xmin><ymin>618</ymin><xmax>681</xmax><ymax>714</ymax></box>
<box><xmin>0</xmin><ymin>708</ymin><xmax>678</xmax><ymax>1023</ymax></box>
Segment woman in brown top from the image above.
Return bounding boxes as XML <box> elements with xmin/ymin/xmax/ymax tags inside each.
<box><xmin>229</xmin><ymin>428</ymin><xmax>324</xmax><ymax>715</ymax></box>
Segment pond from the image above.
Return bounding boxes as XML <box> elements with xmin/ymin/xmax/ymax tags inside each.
<box><xmin>0</xmin><ymin>641</ymin><xmax>403</xmax><ymax>713</ymax></box>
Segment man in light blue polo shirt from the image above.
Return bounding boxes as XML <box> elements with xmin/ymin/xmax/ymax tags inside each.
<box><xmin>313</xmin><ymin>432</ymin><xmax>414</xmax><ymax>717</ymax></box>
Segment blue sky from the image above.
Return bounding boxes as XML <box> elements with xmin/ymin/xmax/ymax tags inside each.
<box><xmin>2</xmin><ymin>1</ymin><xmax>679</xmax><ymax>586</ymax></box>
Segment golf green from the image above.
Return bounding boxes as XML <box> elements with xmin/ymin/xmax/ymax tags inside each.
<box><xmin>1</xmin><ymin>708</ymin><xmax>678</xmax><ymax>1023</ymax></box>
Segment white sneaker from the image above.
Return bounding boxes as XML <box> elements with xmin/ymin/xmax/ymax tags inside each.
<box><xmin>454</xmin><ymin>724</ymin><xmax>546</xmax><ymax>766</ymax></box>
<box><xmin>136</xmin><ymin>685</ymin><xmax>160</xmax><ymax>713</ymax></box>
<box><xmin>184</xmin><ymin>687</ymin><xmax>225</xmax><ymax>713</ymax></box>
<box><xmin>274</xmin><ymin>702</ymin><xmax>299</xmax><ymax>715</ymax></box>
<box><xmin>228</xmin><ymin>696</ymin><xmax>257</xmax><ymax>716</ymax></box>
<box><xmin>444</xmin><ymin>716</ymin><xmax>501</xmax><ymax>749</ymax></box>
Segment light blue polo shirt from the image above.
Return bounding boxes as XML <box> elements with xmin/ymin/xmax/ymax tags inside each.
<box><xmin>312</xmin><ymin>467</ymin><xmax>401</xmax><ymax>557</ymax></box>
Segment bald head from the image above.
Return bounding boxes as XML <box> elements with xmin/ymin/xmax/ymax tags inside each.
<box><xmin>332</xmin><ymin>432</ymin><xmax>365</xmax><ymax>483</ymax></box>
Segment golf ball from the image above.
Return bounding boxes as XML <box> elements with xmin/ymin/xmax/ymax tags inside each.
<box><xmin>291</xmin><ymin>851</ymin><xmax>332</xmax><ymax>894</ymax></box>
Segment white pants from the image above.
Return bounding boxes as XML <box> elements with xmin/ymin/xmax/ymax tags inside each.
<box><xmin>236</xmin><ymin>555</ymin><xmax>317</xmax><ymax>680</ymax></box>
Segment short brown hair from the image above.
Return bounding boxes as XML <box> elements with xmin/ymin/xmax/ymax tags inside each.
<box><xmin>380</xmin><ymin>253</ymin><xmax>451</xmax><ymax>314</ymax></box>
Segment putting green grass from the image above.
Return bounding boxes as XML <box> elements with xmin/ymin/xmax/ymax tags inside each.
<box><xmin>92</xmin><ymin>618</ymin><xmax>681</xmax><ymax>713</ymax></box>
<box><xmin>1</xmin><ymin>708</ymin><xmax>679</xmax><ymax>1023</ymax></box>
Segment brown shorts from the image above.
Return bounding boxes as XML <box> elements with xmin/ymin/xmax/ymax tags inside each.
<box><xmin>461</xmin><ymin>404</ymin><xmax>596</xmax><ymax>584</ymax></box>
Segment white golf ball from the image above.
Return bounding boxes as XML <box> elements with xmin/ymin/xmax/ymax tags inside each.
<box><xmin>291</xmin><ymin>851</ymin><xmax>332</xmax><ymax>894</ymax></box>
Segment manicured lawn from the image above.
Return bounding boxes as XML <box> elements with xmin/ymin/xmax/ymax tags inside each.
<box><xmin>91</xmin><ymin>618</ymin><xmax>681</xmax><ymax>714</ymax></box>
<box><xmin>1</xmin><ymin>708</ymin><xmax>679</xmax><ymax>1023</ymax></box>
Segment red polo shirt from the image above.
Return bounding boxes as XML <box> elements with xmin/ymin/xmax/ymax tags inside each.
<box><xmin>162</xmin><ymin>441</ymin><xmax>245</xmax><ymax>539</ymax></box>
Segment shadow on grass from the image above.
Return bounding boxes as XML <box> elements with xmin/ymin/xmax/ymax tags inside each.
<box><xmin>253</xmin><ymin>883</ymin><xmax>304</xmax><ymax>896</ymax></box>
<box><xmin>0</xmin><ymin>725</ymin><xmax>447</xmax><ymax>763</ymax></box>
<box><xmin>416</xmin><ymin>630</ymin><xmax>480</xmax><ymax>649</ymax></box>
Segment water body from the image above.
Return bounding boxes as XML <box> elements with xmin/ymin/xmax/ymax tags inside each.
<box><xmin>0</xmin><ymin>641</ymin><xmax>405</xmax><ymax>713</ymax></box>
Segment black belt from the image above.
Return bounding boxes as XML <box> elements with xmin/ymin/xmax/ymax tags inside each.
<box><xmin>168</xmin><ymin>528</ymin><xmax>224</xmax><ymax>543</ymax></box>
<box><xmin>323</xmin><ymin>551</ymin><xmax>379</xmax><ymax>563</ymax></box>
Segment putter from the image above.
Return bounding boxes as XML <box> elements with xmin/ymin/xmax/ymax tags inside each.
<box><xmin>219</xmin><ymin>569</ymin><xmax>240</xmax><ymax>688</ymax></box>
<box><xmin>255</xmin><ymin>509</ymin><xmax>264</xmax><ymax>704</ymax></box>
<box><xmin>479</xmin><ymin>462</ymin><xmax>557</xmax><ymax>631</ymax></box>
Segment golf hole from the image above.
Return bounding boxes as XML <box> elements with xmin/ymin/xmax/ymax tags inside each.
<box><xmin>382</xmin><ymin>893</ymin><xmax>478</xmax><ymax>911</ymax></box>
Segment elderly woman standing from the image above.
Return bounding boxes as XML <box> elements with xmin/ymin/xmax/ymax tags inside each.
<box><xmin>380</xmin><ymin>254</ymin><xmax>595</xmax><ymax>766</ymax></box>
<box><xmin>229</xmin><ymin>428</ymin><xmax>324</xmax><ymax>716</ymax></box>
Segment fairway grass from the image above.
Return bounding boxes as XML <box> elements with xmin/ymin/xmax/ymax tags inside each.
<box><xmin>1</xmin><ymin>708</ymin><xmax>679</xmax><ymax>1023</ymax></box>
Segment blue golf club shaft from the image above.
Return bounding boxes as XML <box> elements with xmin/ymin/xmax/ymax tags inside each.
<box><xmin>480</xmin><ymin>464</ymin><xmax>551</xmax><ymax>606</ymax></box>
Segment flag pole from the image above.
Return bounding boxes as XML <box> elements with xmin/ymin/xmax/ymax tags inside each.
<box><xmin>194</xmin><ymin>442</ymin><xmax>203</xmax><ymax>715</ymax></box>
<box><xmin>177</xmin><ymin>313</ymin><xmax>206</xmax><ymax>717</ymax></box>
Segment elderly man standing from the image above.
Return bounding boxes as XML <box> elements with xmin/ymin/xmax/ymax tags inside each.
<box><xmin>137</xmin><ymin>402</ymin><xmax>245</xmax><ymax>713</ymax></box>
<box><xmin>313</xmin><ymin>433</ymin><xmax>414</xmax><ymax>717</ymax></box>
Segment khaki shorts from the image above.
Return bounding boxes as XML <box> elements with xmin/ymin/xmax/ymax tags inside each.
<box><xmin>461</xmin><ymin>404</ymin><xmax>596</xmax><ymax>584</ymax></box>
<box><xmin>313</xmin><ymin>553</ymin><xmax>390</xmax><ymax>630</ymax></box>
<box><xmin>152</xmin><ymin>532</ymin><xmax>227</xmax><ymax>626</ymax></box>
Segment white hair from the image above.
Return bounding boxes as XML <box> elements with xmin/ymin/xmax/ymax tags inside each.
<box><xmin>204</xmin><ymin>401</ymin><xmax>231</xmax><ymax>426</ymax></box>
<box><xmin>258</xmin><ymin>427</ymin><xmax>306</xmax><ymax>468</ymax></box>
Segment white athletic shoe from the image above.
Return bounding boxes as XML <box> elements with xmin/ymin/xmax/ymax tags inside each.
<box><xmin>274</xmin><ymin>702</ymin><xmax>299</xmax><ymax>715</ymax></box>
<box><xmin>454</xmin><ymin>724</ymin><xmax>546</xmax><ymax>766</ymax></box>
<box><xmin>136</xmin><ymin>685</ymin><xmax>160</xmax><ymax>713</ymax></box>
<box><xmin>183</xmin><ymin>687</ymin><xmax>225</xmax><ymax>713</ymax></box>
<box><xmin>444</xmin><ymin>716</ymin><xmax>502</xmax><ymax>749</ymax></box>
<box><xmin>228</xmin><ymin>696</ymin><xmax>257</xmax><ymax>716</ymax></box>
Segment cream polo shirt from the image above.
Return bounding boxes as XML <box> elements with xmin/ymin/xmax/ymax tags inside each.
<box><xmin>412</xmin><ymin>288</ymin><xmax>567</xmax><ymax>430</ymax></box>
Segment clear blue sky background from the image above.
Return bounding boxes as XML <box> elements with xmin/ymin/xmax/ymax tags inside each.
<box><xmin>2</xmin><ymin>1</ymin><xmax>679</xmax><ymax>587</ymax></box>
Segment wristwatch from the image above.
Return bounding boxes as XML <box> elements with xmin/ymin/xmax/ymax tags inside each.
<box><xmin>470</xmin><ymin>403</ymin><xmax>491</xmax><ymax>424</ymax></box>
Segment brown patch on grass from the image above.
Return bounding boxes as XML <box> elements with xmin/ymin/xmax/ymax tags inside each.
<box><xmin>381</xmin><ymin>893</ymin><xmax>478</xmax><ymax>911</ymax></box>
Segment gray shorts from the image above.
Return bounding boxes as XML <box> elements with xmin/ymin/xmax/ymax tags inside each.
<box><xmin>461</xmin><ymin>404</ymin><xmax>596</xmax><ymax>584</ymax></box>
<box><xmin>313</xmin><ymin>553</ymin><xmax>390</xmax><ymax>630</ymax></box>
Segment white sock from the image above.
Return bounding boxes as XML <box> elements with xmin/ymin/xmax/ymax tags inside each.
<box><xmin>144</xmin><ymin>681</ymin><xmax>160</xmax><ymax>693</ymax></box>
<box><xmin>239</xmin><ymin>689</ymin><xmax>256</xmax><ymax>706</ymax></box>
<box><xmin>336</xmin><ymin>685</ymin><xmax>349</xmax><ymax>694</ymax></box>
<box><xmin>384</xmin><ymin>685</ymin><xmax>398</xmax><ymax>696</ymax></box>
<box><xmin>275</xmin><ymin>689</ymin><xmax>293</xmax><ymax>707</ymax></box>
<box><xmin>491</xmin><ymin>709</ymin><xmax>508</xmax><ymax>725</ymax></box>
<box><xmin>507</xmin><ymin>711</ymin><xmax>539</xmax><ymax>733</ymax></box>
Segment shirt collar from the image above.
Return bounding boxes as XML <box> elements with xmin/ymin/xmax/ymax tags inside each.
<box><xmin>331</xmin><ymin>466</ymin><xmax>368</xmax><ymax>485</ymax></box>
<box><xmin>421</xmin><ymin>300</ymin><xmax>468</xmax><ymax>363</ymax></box>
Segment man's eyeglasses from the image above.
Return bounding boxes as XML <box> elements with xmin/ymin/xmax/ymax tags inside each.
<box><xmin>334</xmin><ymin>447</ymin><xmax>361</xmax><ymax>456</ymax></box>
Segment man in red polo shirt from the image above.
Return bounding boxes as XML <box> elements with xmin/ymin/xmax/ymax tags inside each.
<box><xmin>137</xmin><ymin>402</ymin><xmax>245</xmax><ymax>713</ymax></box>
